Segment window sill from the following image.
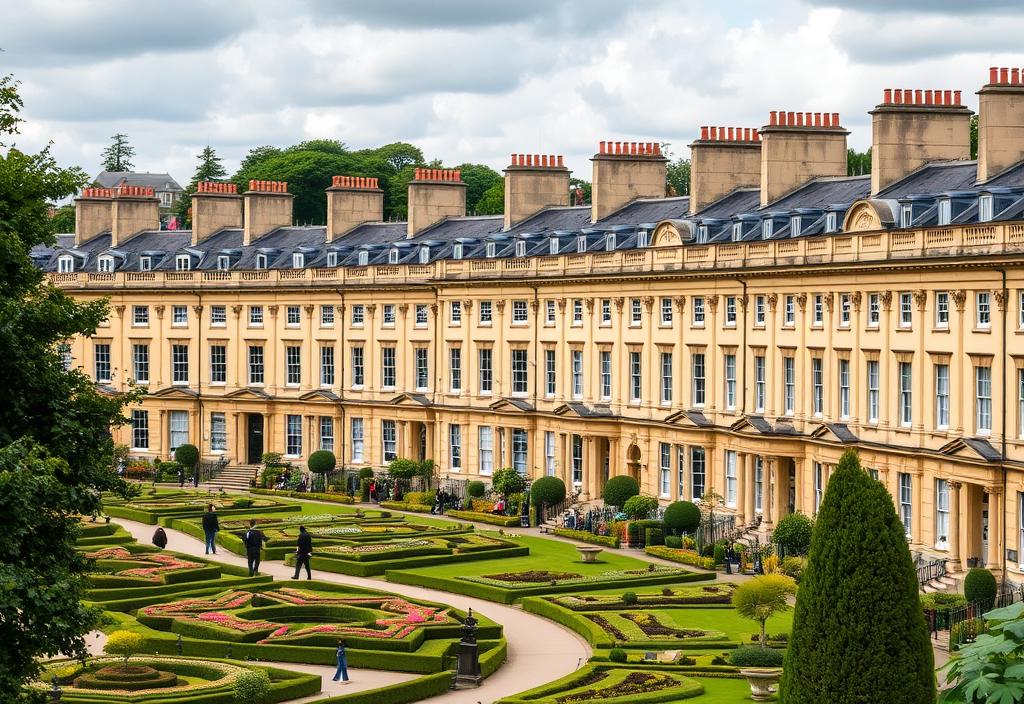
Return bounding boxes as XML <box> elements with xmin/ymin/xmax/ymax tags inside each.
<box><xmin>691</xmin><ymin>323</ymin><xmax>705</xmax><ymax>329</ymax></box>
<box><xmin>974</xmin><ymin>327</ymin><xmax>992</xmax><ymax>334</ymax></box>
<box><xmin>932</xmin><ymin>327</ymin><xmax>950</xmax><ymax>334</ymax></box>
<box><xmin>211</xmin><ymin>322</ymin><xmax>226</xmax><ymax>328</ymax></box>
<box><xmin>209</xmin><ymin>382</ymin><xmax>225</xmax><ymax>387</ymax></box>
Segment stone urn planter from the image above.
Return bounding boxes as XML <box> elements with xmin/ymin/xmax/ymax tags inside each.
<box><xmin>739</xmin><ymin>667</ymin><xmax>782</xmax><ymax>701</ymax></box>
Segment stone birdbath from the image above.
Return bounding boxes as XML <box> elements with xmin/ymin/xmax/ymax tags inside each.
<box><xmin>575</xmin><ymin>546</ymin><xmax>604</xmax><ymax>563</ymax></box>
<box><xmin>739</xmin><ymin>667</ymin><xmax>782</xmax><ymax>701</ymax></box>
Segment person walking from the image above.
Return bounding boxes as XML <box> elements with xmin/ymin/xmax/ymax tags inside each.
<box><xmin>243</xmin><ymin>519</ymin><xmax>266</xmax><ymax>576</ymax></box>
<box><xmin>201</xmin><ymin>504</ymin><xmax>220</xmax><ymax>555</ymax></box>
<box><xmin>152</xmin><ymin>526</ymin><xmax>168</xmax><ymax>549</ymax></box>
<box><xmin>332</xmin><ymin>639</ymin><xmax>350</xmax><ymax>684</ymax></box>
<box><xmin>293</xmin><ymin>525</ymin><xmax>313</xmax><ymax>580</ymax></box>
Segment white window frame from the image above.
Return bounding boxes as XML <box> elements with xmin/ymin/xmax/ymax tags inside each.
<box><xmin>449</xmin><ymin>424</ymin><xmax>462</xmax><ymax>470</ymax></box>
<box><xmin>382</xmin><ymin>419</ymin><xmax>397</xmax><ymax>462</ymax></box>
<box><xmin>350</xmin><ymin>418</ymin><xmax>364</xmax><ymax>463</ymax></box>
<box><xmin>899</xmin><ymin>361</ymin><xmax>913</xmax><ymax>427</ymax></box>
<box><xmin>57</xmin><ymin>255</ymin><xmax>74</xmax><ymax>273</ymax></box>
<box><xmin>935</xmin><ymin>364</ymin><xmax>950</xmax><ymax>429</ymax></box>
<box><xmin>478</xmin><ymin>426</ymin><xmax>494</xmax><ymax>476</ymax></box>
<box><xmin>285</xmin><ymin>415</ymin><xmax>302</xmax><ymax>457</ymax></box>
<box><xmin>175</xmin><ymin>254</ymin><xmax>191</xmax><ymax>271</ymax></box>
<box><xmin>977</xmin><ymin>291</ymin><xmax>992</xmax><ymax>329</ymax></box>
<box><xmin>976</xmin><ymin>365</ymin><xmax>993</xmax><ymax>434</ymax></box>
<box><xmin>724</xmin><ymin>450</ymin><xmax>738</xmax><ymax>507</ymax></box>
<box><xmin>724</xmin><ymin>353</ymin><xmax>737</xmax><ymax>410</ymax></box>
<box><xmin>660</xmin><ymin>351</ymin><xmax>673</xmax><ymax>405</ymax></box>
<box><xmin>936</xmin><ymin>291</ymin><xmax>949</xmax><ymax>328</ymax></box>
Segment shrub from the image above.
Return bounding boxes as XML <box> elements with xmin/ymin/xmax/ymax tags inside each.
<box><xmin>710</xmin><ymin>653</ymin><xmax>730</xmax><ymax>666</ymax></box>
<box><xmin>780</xmin><ymin>556</ymin><xmax>805</xmax><ymax>582</ymax></box>
<box><xmin>781</xmin><ymin>449</ymin><xmax>934</xmax><ymax>703</ymax></box>
<box><xmin>307</xmin><ymin>450</ymin><xmax>336</xmax><ymax>474</ymax></box>
<box><xmin>104</xmin><ymin>630</ymin><xmax>145</xmax><ymax>667</ymax></box>
<box><xmin>358</xmin><ymin>467</ymin><xmax>375</xmax><ymax>479</ymax></box>
<box><xmin>644</xmin><ymin>527</ymin><xmax>665</xmax><ymax>547</ymax></box>
<box><xmin>405</xmin><ymin>491</ymin><xmax>434</xmax><ymax>507</ymax></box>
<box><xmin>173</xmin><ymin>444</ymin><xmax>199</xmax><ymax>470</ymax></box>
<box><xmin>622</xmin><ymin>495</ymin><xmax>658</xmax><ymax>520</ymax></box>
<box><xmin>552</xmin><ymin>528</ymin><xmax>620</xmax><ymax>548</ymax></box>
<box><xmin>609</xmin><ymin>648</ymin><xmax>627</xmax><ymax>663</ymax></box>
<box><xmin>359</xmin><ymin>477</ymin><xmax>371</xmax><ymax>502</ymax></box>
<box><xmin>773</xmin><ymin>511</ymin><xmax>815</xmax><ymax>556</ymax></box>
<box><xmin>387</xmin><ymin>458</ymin><xmax>419</xmax><ymax>480</ymax></box>
<box><xmin>676</xmin><ymin>655</ymin><xmax>696</xmax><ymax>666</ymax></box>
<box><xmin>233</xmin><ymin>668</ymin><xmax>271</xmax><ymax>704</ymax></box>
<box><xmin>603</xmin><ymin>475</ymin><xmax>640</xmax><ymax>508</ymax></box>
<box><xmin>919</xmin><ymin>592</ymin><xmax>967</xmax><ymax>611</ymax></box>
<box><xmin>731</xmin><ymin>645</ymin><xmax>785</xmax><ymax>667</ymax></box>
<box><xmin>492</xmin><ymin>467</ymin><xmax>526</xmax><ymax>497</ymax></box>
<box><xmin>712</xmin><ymin>544</ymin><xmax>726</xmax><ymax>566</ymax></box>
<box><xmin>964</xmin><ymin>567</ymin><xmax>998</xmax><ymax>611</ymax></box>
<box><xmin>733</xmin><ymin>574</ymin><xmax>797</xmax><ymax>648</ymax></box>
<box><xmin>530</xmin><ymin>476</ymin><xmax>566</xmax><ymax>509</ymax></box>
<box><xmin>665</xmin><ymin>535</ymin><xmax>682</xmax><ymax>549</ymax></box>
<box><xmin>467</xmin><ymin>481</ymin><xmax>487</xmax><ymax>498</ymax></box>
<box><xmin>663</xmin><ymin>500</ymin><xmax>701</xmax><ymax>535</ymax></box>
<box><xmin>622</xmin><ymin>591</ymin><xmax>638</xmax><ymax>605</ymax></box>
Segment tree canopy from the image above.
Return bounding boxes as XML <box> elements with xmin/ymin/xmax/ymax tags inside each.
<box><xmin>100</xmin><ymin>132</ymin><xmax>135</xmax><ymax>172</ymax></box>
<box><xmin>666</xmin><ymin>157</ymin><xmax>691</xmax><ymax>196</ymax></box>
<box><xmin>0</xmin><ymin>73</ymin><xmax>136</xmax><ymax>701</ymax></box>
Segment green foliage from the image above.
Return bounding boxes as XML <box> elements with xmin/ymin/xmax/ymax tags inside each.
<box><xmin>233</xmin><ymin>668</ymin><xmax>271</xmax><ymax>704</ymax></box>
<box><xmin>49</xmin><ymin>204</ymin><xmax>75</xmax><ymax>234</ymax></box>
<box><xmin>455</xmin><ymin>162</ymin><xmax>502</xmax><ymax>214</ymax></box>
<box><xmin>467</xmin><ymin>480</ymin><xmax>487</xmax><ymax>498</ymax></box>
<box><xmin>175</xmin><ymin>145</ymin><xmax>228</xmax><ymax>224</ymax></box>
<box><xmin>779</xmin><ymin>555</ymin><xmax>805</xmax><ymax>582</ymax></box>
<box><xmin>644</xmin><ymin>527</ymin><xmax>664</xmax><ymax>547</ymax></box>
<box><xmin>666</xmin><ymin>157</ymin><xmax>690</xmax><ymax>196</ymax></box>
<box><xmin>492</xmin><ymin>468</ymin><xmax>526</xmax><ymax>497</ymax></box>
<box><xmin>530</xmin><ymin>476</ymin><xmax>566</xmax><ymax>507</ymax></box>
<box><xmin>307</xmin><ymin>450</ymin><xmax>336</xmax><ymax>474</ymax></box>
<box><xmin>404</xmin><ymin>491</ymin><xmax>434</xmax><ymax>507</ymax></box>
<box><xmin>475</xmin><ymin>180</ymin><xmax>504</xmax><ymax>214</ymax></box>
<box><xmin>664</xmin><ymin>535</ymin><xmax>682</xmax><ymax>549</ymax></box>
<box><xmin>622</xmin><ymin>495</ymin><xmax>657</xmax><ymax>520</ymax></box>
<box><xmin>941</xmin><ymin>601</ymin><xmax>1024</xmax><ymax>701</ymax></box>
<box><xmin>662</xmin><ymin>501</ymin><xmax>700</xmax><ymax>535</ymax></box>
<box><xmin>964</xmin><ymin>568</ymin><xmax>997</xmax><ymax>611</ymax></box>
<box><xmin>970</xmin><ymin>113</ymin><xmax>979</xmax><ymax>160</ymax></box>
<box><xmin>772</xmin><ymin>511</ymin><xmax>815</xmax><ymax>555</ymax></box>
<box><xmin>622</xmin><ymin>591</ymin><xmax>638</xmax><ymax>606</ymax></box>
<box><xmin>173</xmin><ymin>443</ymin><xmax>199</xmax><ymax>469</ymax></box>
<box><xmin>0</xmin><ymin>74</ymin><xmax>140</xmax><ymax>699</ymax></box>
<box><xmin>360</xmin><ymin>477</ymin><xmax>371</xmax><ymax>502</ymax></box>
<box><xmin>730</xmin><ymin>644</ymin><xmax>785</xmax><ymax>667</ymax></box>
<box><xmin>103</xmin><ymin>630</ymin><xmax>144</xmax><ymax>667</ymax></box>
<box><xmin>552</xmin><ymin>528</ymin><xmax>619</xmax><ymax>548</ymax></box>
<box><xmin>732</xmin><ymin>574</ymin><xmax>796</xmax><ymax>648</ymax></box>
<box><xmin>569</xmin><ymin>177</ymin><xmax>591</xmax><ymax>205</ymax></box>
<box><xmin>100</xmin><ymin>133</ymin><xmax>134</xmax><ymax>172</ymax></box>
<box><xmin>358</xmin><ymin>467</ymin><xmax>375</xmax><ymax>479</ymax></box>
<box><xmin>847</xmin><ymin>147</ymin><xmax>871</xmax><ymax>176</ymax></box>
<box><xmin>386</xmin><ymin>457</ymin><xmax>420</xmax><ymax>480</ymax></box>
<box><xmin>603</xmin><ymin>475</ymin><xmax>640</xmax><ymax>508</ymax></box>
<box><xmin>920</xmin><ymin>592</ymin><xmax>967</xmax><ymax>611</ymax></box>
<box><xmin>781</xmin><ymin>449</ymin><xmax>935</xmax><ymax>703</ymax></box>
<box><xmin>712</xmin><ymin>544</ymin><xmax>726</xmax><ymax>565</ymax></box>
<box><xmin>608</xmin><ymin>647</ymin><xmax>627</xmax><ymax>663</ymax></box>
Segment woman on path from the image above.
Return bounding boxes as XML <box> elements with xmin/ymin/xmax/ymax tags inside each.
<box><xmin>333</xmin><ymin>639</ymin><xmax>350</xmax><ymax>684</ymax></box>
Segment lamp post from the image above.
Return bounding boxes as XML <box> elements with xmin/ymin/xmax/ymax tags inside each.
<box><xmin>453</xmin><ymin>608</ymin><xmax>482</xmax><ymax>687</ymax></box>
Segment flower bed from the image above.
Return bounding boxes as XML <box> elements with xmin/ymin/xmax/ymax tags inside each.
<box><xmin>547</xmin><ymin>584</ymin><xmax>735</xmax><ymax>610</ymax></box>
<box><xmin>466</xmin><ymin>567</ymin><xmax>687</xmax><ymax>589</ymax></box>
<box><xmin>645</xmin><ymin>546</ymin><xmax>716</xmax><ymax>570</ymax></box>
<box><xmin>493</xmin><ymin>665</ymin><xmax>704</xmax><ymax>704</ymax></box>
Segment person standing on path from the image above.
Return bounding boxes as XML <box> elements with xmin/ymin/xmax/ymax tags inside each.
<box><xmin>332</xmin><ymin>639</ymin><xmax>350</xmax><ymax>684</ymax></box>
<box><xmin>243</xmin><ymin>519</ymin><xmax>266</xmax><ymax>576</ymax></box>
<box><xmin>201</xmin><ymin>504</ymin><xmax>220</xmax><ymax>555</ymax></box>
<box><xmin>293</xmin><ymin>525</ymin><xmax>313</xmax><ymax>580</ymax></box>
<box><xmin>152</xmin><ymin>526</ymin><xmax>168</xmax><ymax>549</ymax></box>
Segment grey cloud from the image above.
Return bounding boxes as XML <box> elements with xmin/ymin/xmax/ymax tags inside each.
<box><xmin>802</xmin><ymin>0</ymin><xmax>1021</xmax><ymax>14</ymax></box>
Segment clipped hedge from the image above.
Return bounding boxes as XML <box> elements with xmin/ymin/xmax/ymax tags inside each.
<box><xmin>552</xmin><ymin>528</ymin><xmax>620</xmax><ymax>549</ymax></box>
<box><xmin>251</xmin><ymin>488</ymin><xmax>356</xmax><ymax>504</ymax></box>
<box><xmin>521</xmin><ymin>597</ymin><xmax>614</xmax><ymax>647</ymax></box>
<box><xmin>446</xmin><ymin>510</ymin><xmax>521</xmax><ymax>527</ymax></box>
<box><xmin>380</xmin><ymin>501</ymin><xmax>434</xmax><ymax>514</ymax></box>
<box><xmin>645</xmin><ymin>546</ymin><xmax>716</xmax><ymax>570</ymax></box>
<box><xmin>290</xmin><ymin>544</ymin><xmax>530</xmax><ymax>578</ymax></box>
<box><xmin>316</xmin><ymin>671</ymin><xmax>453</xmax><ymax>704</ymax></box>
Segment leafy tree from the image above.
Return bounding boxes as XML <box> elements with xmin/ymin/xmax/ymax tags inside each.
<box><xmin>100</xmin><ymin>133</ymin><xmax>135</xmax><ymax>172</ymax></box>
<box><xmin>475</xmin><ymin>180</ymin><xmax>504</xmax><ymax>215</ymax></box>
<box><xmin>491</xmin><ymin>467</ymin><xmax>526</xmax><ymax>497</ymax></box>
<box><xmin>603</xmin><ymin>475</ymin><xmax>640</xmax><ymax>508</ymax></box>
<box><xmin>622</xmin><ymin>494</ymin><xmax>658</xmax><ymax>520</ymax></box>
<box><xmin>569</xmin><ymin>177</ymin><xmax>591</xmax><ymax>205</ymax></box>
<box><xmin>970</xmin><ymin>114</ymin><xmax>979</xmax><ymax>160</ymax></box>
<box><xmin>732</xmin><ymin>574</ymin><xmax>796</xmax><ymax>648</ymax></box>
<box><xmin>103</xmin><ymin>630</ymin><xmax>144</xmax><ymax>669</ymax></box>
<box><xmin>964</xmin><ymin>567</ymin><xmax>997</xmax><ymax>611</ymax></box>
<box><xmin>386</xmin><ymin>457</ymin><xmax>419</xmax><ymax>480</ymax></box>
<box><xmin>467</xmin><ymin>480</ymin><xmax>487</xmax><ymax>498</ymax></box>
<box><xmin>530</xmin><ymin>476</ymin><xmax>565</xmax><ymax>507</ymax></box>
<box><xmin>666</xmin><ymin>157</ymin><xmax>691</xmax><ymax>196</ymax></box>
<box><xmin>238</xmin><ymin>145</ymin><xmax>283</xmax><ymax>173</ymax></box>
<box><xmin>173</xmin><ymin>443</ymin><xmax>199</xmax><ymax>471</ymax></box>
<box><xmin>772</xmin><ymin>511</ymin><xmax>814</xmax><ymax>556</ymax></box>
<box><xmin>455</xmin><ymin>163</ymin><xmax>502</xmax><ymax>215</ymax></box>
<box><xmin>780</xmin><ymin>449</ymin><xmax>934</xmax><ymax>703</ymax></box>
<box><xmin>307</xmin><ymin>450</ymin><xmax>336</xmax><ymax>474</ymax></box>
<box><xmin>0</xmin><ymin>72</ymin><xmax>137</xmax><ymax>700</ymax></box>
<box><xmin>940</xmin><ymin>600</ymin><xmax>1024</xmax><ymax>703</ymax></box>
<box><xmin>847</xmin><ymin>147</ymin><xmax>871</xmax><ymax>176</ymax></box>
<box><xmin>49</xmin><ymin>204</ymin><xmax>75</xmax><ymax>234</ymax></box>
<box><xmin>373</xmin><ymin>142</ymin><xmax>423</xmax><ymax>171</ymax></box>
<box><xmin>663</xmin><ymin>500</ymin><xmax>701</xmax><ymax>535</ymax></box>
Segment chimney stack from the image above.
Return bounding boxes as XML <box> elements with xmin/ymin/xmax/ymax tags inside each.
<box><xmin>978</xmin><ymin>66</ymin><xmax>1024</xmax><ymax>183</ymax></box>
<box><xmin>688</xmin><ymin>127</ymin><xmax>761</xmax><ymax>214</ymax></box>
<box><xmin>406</xmin><ymin>168</ymin><xmax>466</xmax><ymax>237</ymax></box>
<box><xmin>870</xmin><ymin>87</ymin><xmax>971</xmax><ymax>194</ymax></box>
<box><xmin>326</xmin><ymin>176</ymin><xmax>384</xmax><ymax>241</ymax></box>
<box><xmin>73</xmin><ymin>187</ymin><xmax>114</xmax><ymax>247</ymax></box>
<box><xmin>243</xmin><ymin>180</ymin><xmax>293</xmax><ymax>246</ymax></box>
<box><xmin>191</xmin><ymin>181</ymin><xmax>242</xmax><ymax>245</ymax></box>
<box><xmin>111</xmin><ymin>185</ymin><xmax>159</xmax><ymax>247</ymax></box>
<box><xmin>759</xmin><ymin>111</ymin><xmax>848</xmax><ymax>206</ymax></box>
<box><xmin>590</xmin><ymin>141</ymin><xmax>667</xmax><ymax>222</ymax></box>
<box><xmin>503</xmin><ymin>153</ymin><xmax>570</xmax><ymax>229</ymax></box>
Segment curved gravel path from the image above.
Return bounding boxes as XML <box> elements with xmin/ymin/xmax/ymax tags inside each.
<box><xmin>111</xmin><ymin>517</ymin><xmax>591</xmax><ymax>704</ymax></box>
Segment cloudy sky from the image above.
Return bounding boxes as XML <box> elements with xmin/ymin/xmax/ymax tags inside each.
<box><xmin>4</xmin><ymin>0</ymin><xmax>1023</xmax><ymax>182</ymax></box>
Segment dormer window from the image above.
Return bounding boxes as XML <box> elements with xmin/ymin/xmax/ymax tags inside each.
<box><xmin>255</xmin><ymin>253</ymin><xmax>268</xmax><ymax>270</ymax></box>
<box><xmin>388</xmin><ymin>249</ymin><xmax>399</xmax><ymax>264</ymax></box>
<box><xmin>139</xmin><ymin>256</ymin><xmax>152</xmax><ymax>271</ymax></box>
<box><xmin>217</xmin><ymin>255</ymin><xmax>230</xmax><ymax>271</ymax></box>
<box><xmin>97</xmin><ymin>255</ymin><xmax>114</xmax><ymax>273</ymax></box>
<box><xmin>900</xmin><ymin>204</ymin><xmax>913</xmax><ymax>228</ymax></box>
<box><xmin>731</xmin><ymin>223</ymin><xmax>742</xmax><ymax>242</ymax></box>
<box><xmin>979</xmin><ymin>194</ymin><xmax>994</xmax><ymax>222</ymax></box>
<box><xmin>637</xmin><ymin>230</ymin><xmax>649</xmax><ymax>248</ymax></box>
<box><xmin>576</xmin><ymin>235</ymin><xmax>586</xmax><ymax>253</ymax></box>
<box><xmin>790</xmin><ymin>216</ymin><xmax>802</xmax><ymax>236</ymax></box>
<box><xmin>697</xmin><ymin>225</ymin><xmax>709</xmax><ymax>244</ymax></box>
<box><xmin>937</xmin><ymin>198</ymin><xmax>951</xmax><ymax>226</ymax></box>
<box><xmin>175</xmin><ymin>254</ymin><xmax>190</xmax><ymax>271</ymax></box>
<box><xmin>357</xmin><ymin>251</ymin><xmax>368</xmax><ymax>266</ymax></box>
<box><xmin>326</xmin><ymin>251</ymin><xmax>338</xmax><ymax>267</ymax></box>
<box><xmin>292</xmin><ymin>252</ymin><xmax>304</xmax><ymax>269</ymax></box>
<box><xmin>825</xmin><ymin>212</ymin><xmax>837</xmax><ymax>232</ymax></box>
<box><xmin>57</xmin><ymin>255</ymin><xmax>74</xmax><ymax>273</ymax></box>
<box><xmin>761</xmin><ymin>220</ymin><xmax>773</xmax><ymax>239</ymax></box>
<box><xmin>605</xmin><ymin>233</ymin><xmax>616</xmax><ymax>251</ymax></box>
<box><xmin>549</xmin><ymin>237</ymin><xmax>559</xmax><ymax>255</ymax></box>
<box><xmin>515</xmin><ymin>240</ymin><xmax>526</xmax><ymax>257</ymax></box>
<box><xmin>453</xmin><ymin>243</ymin><xmax>463</xmax><ymax>260</ymax></box>
<box><xmin>419</xmin><ymin>247</ymin><xmax>429</xmax><ymax>264</ymax></box>
<box><xmin>485</xmin><ymin>242</ymin><xmax>496</xmax><ymax>258</ymax></box>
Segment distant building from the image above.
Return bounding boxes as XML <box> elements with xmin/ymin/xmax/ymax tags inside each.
<box><xmin>93</xmin><ymin>172</ymin><xmax>183</xmax><ymax>225</ymax></box>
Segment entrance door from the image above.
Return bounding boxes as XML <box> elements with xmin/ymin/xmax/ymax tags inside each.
<box><xmin>247</xmin><ymin>414</ymin><xmax>264</xmax><ymax>464</ymax></box>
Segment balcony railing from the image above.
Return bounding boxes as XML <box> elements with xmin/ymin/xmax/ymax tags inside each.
<box><xmin>48</xmin><ymin>220</ymin><xmax>1024</xmax><ymax>290</ymax></box>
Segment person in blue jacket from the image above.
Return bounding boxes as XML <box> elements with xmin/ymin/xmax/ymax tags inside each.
<box><xmin>333</xmin><ymin>639</ymin><xmax>350</xmax><ymax>684</ymax></box>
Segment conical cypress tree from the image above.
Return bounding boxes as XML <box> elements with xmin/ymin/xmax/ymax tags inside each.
<box><xmin>780</xmin><ymin>449</ymin><xmax>935</xmax><ymax>702</ymax></box>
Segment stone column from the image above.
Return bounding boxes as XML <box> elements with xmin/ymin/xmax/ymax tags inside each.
<box><xmin>792</xmin><ymin>457</ymin><xmax>804</xmax><ymax>514</ymax></box>
<box><xmin>744</xmin><ymin>453</ymin><xmax>756</xmax><ymax>525</ymax></box>
<box><xmin>763</xmin><ymin>457</ymin><xmax>776</xmax><ymax>529</ymax></box>
<box><xmin>948</xmin><ymin>481</ymin><xmax>962</xmax><ymax>573</ymax></box>
<box><xmin>986</xmin><ymin>487</ymin><xmax>1002</xmax><ymax>573</ymax></box>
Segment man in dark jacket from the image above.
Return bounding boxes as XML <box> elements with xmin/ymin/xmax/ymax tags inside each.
<box><xmin>152</xmin><ymin>526</ymin><xmax>168</xmax><ymax>549</ymax></box>
<box><xmin>293</xmin><ymin>525</ymin><xmax>313</xmax><ymax>580</ymax></box>
<box><xmin>243</xmin><ymin>519</ymin><xmax>266</xmax><ymax>576</ymax></box>
<box><xmin>201</xmin><ymin>504</ymin><xmax>220</xmax><ymax>555</ymax></box>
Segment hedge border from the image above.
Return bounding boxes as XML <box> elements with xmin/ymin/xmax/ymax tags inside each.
<box><xmin>551</xmin><ymin>528</ymin><xmax>621</xmax><ymax>549</ymax></box>
<box><xmin>445</xmin><ymin>510</ymin><xmax>522</xmax><ymax>527</ymax></box>
<box><xmin>644</xmin><ymin>546</ymin><xmax>717</xmax><ymax>570</ymax></box>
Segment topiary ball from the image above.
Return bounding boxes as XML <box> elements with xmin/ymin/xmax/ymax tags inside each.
<box><xmin>467</xmin><ymin>481</ymin><xmax>487</xmax><ymax>498</ymax></box>
<box><xmin>609</xmin><ymin>648</ymin><xmax>627</xmax><ymax>663</ymax></box>
<box><xmin>530</xmin><ymin>476</ymin><xmax>566</xmax><ymax>507</ymax></box>
<box><xmin>173</xmin><ymin>444</ymin><xmax>199</xmax><ymax>469</ymax></box>
<box><xmin>358</xmin><ymin>467</ymin><xmax>375</xmax><ymax>479</ymax></box>
<box><xmin>603</xmin><ymin>475</ymin><xmax>640</xmax><ymax>508</ymax></box>
<box><xmin>730</xmin><ymin>645</ymin><xmax>785</xmax><ymax>667</ymax></box>
<box><xmin>307</xmin><ymin>450</ymin><xmax>336</xmax><ymax>474</ymax></box>
<box><xmin>772</xmin><ymin>511</ymin><xmax>815</xmax><ymax>556</ymax></box>
<box><xmin>622</xmin><ymin>494</ymin><xmax>658</xmax><ymax>520</ymax></box>
<box><xmin>963</xmin><ymin>567</ymin><xmax>997</xmax><ymax>611</ymax></box>
<box><xmin>663</xmin><ymin>500</ymin><xmax>701</xmax><ymax>535</ymax></box>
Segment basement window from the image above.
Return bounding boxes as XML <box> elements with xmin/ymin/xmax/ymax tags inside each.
<box><xmin>388</xmin><ymin>249</ymin><xmax>399</xmax><ymax>264</ymax></box>
<box><xmin>419</xmin><ymin>247</ymin><xmax>429</xmax><ymax>264</ymax></box>
<box><xmin>453</xmin><ymin>243</ymin><xmax>463</xmax><ymax>260</ymax></box>
<box><xmin>292</xmin><ymin>252</ymin><xmax>304</xmax><ymax>268</ymax></box>
<box><xmin>937</xmin><ymin>199</ymin><xmax>951</xmax><ymax>226</ymax></box>
<box><xmin>979</xmin><ymin>195</ymin><xmax>994</xmax><ymax>223</ymax></box>
<box><xmin>255</xmin><ymin>253</ymin><xmax>268</xmax><ymax>270</ymax></box>
<box><xmin>515</xmin><ymin>240</ymin><xmax>526</xmax><ymax>257</ymax></box>
<box><xmin>57</xmin><ymin>255</ymin><xmax>74</xmax><ymax>273</ymax></box>
<box><xmin>217</xmin><ymin>255</ymin><xmax>230</xmax><ymax>270</ymax></box>
<box><xmin>97</xmin><ymin>255</ymin><xmax>114</xmax><ymax>272</ymax></box>
<box><xmin>139</xmin><ymin>256</ymin><xmax>152</xmax><ymax>271</ymax></box>
<box><xmin>175</xmin><ymin>254</ymin><xmax>191</xmax><ymax>271</ymax></box>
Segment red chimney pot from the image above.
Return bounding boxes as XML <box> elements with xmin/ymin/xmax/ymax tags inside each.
<box><xmin>1001</xmin><ymin>67</ymin><xmax>1010</xmax><ymax>84</ymax></box>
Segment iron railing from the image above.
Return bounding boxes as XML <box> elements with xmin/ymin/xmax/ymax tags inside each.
<box><xmin>916</xmin><ymin>557</ymin><xmax>947</xmax><ymax>586</ymax></box>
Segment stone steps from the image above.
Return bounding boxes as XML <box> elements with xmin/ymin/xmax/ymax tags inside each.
<box><xmin>202</xmin><ymin>465</ymin><xmax>258</xmax><ymax>492</ymax></box>
<box><xmin>922</xmin><ymin>574</ymin><xmax>959</xmax><ymax>594</ymax></box>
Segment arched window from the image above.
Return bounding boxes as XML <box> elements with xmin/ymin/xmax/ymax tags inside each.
<box><xmin>57</xmin><ymin>255</ymin><xmax>74</xmax><ymax>273</ymax></box>
<box><xmin>97</xmin><ymin>255</ymin><xmax>114</xmax><ymax>272</ymax></box>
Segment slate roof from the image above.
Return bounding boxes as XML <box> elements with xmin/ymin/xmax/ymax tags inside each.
<box><xmin>762</xmin><ymin>176</ymin><xmax>871</xmax><ymax>212</ymax></box>
<box><xmin>94</xmin><ymin>171</ymin><xmax>183</xmax><ymax>193</ymax></box>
